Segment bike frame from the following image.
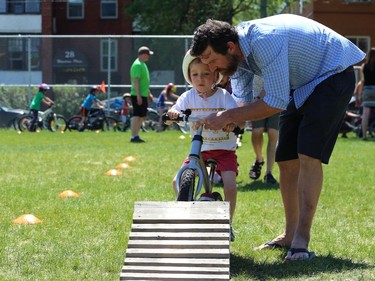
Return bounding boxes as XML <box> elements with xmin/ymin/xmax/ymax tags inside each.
<box><xmin>174</xmin><ymin>124</ymin><xmax>212</xmax><ymax>201</ymax></box>
<box><xmin>163</xmin><ymin>111</ymin><xmax>216</xmax><ymax>201</ymax></box>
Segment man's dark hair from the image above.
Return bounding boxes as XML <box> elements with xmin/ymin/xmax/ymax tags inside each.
<box><xmin>191</xmin><ymin>19</ymin><xmax>238</xmax><ymax>56</ymax></box>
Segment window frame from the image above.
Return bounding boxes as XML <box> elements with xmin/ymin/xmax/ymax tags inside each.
<box><xmin>67</xmin><ymin>0</ymin><xmax>84</xmax><ymax>20</ymax></box>
<box><xmin>100</xmin><ymin>39</ymin><xmax>118</xmax><ymax>72</ymax></box>
<box><xmin>346</xmin><ymin>36</ymin><xmax>371</xmax><ymax>54</ymax></box>
<box><xmin>101</xmin><ymin>0</ymin><xmax>118</xmax><ymax>19</ymax></box>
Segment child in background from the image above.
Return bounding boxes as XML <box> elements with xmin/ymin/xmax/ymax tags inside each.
<box><xmin>79</xmin><ymin>86</ymin><xmax>105</xmax><ymax>131</ymax></box>
<box><xmin>156</xmin><ymin>83</ymin><xmax>179</xmax><ymax>132</ymax></box>
<box><xmin>167</xmin><ymin>50</ymin><xmax>242</xmax><ymax>241</ymax></box>
<box><xmin>121</xmin><ymin>93</ymin><xmax>131</xmax><ymax>131</ymax></box>
<box><xmin>28</xmin><ymin>83</ymin><xmax>54</xmax><ymax>132</ymax></box>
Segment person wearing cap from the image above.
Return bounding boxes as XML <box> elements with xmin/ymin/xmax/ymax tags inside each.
<box><xmin>156</xmin><ymin>83</ymin><xmax>179</xmax><ymax>132</ymax></box>
<box><xmin>28</xmin><ymin>83</ymin><xmax>54</xmax><ymax>132</ymax></box>
<box><xmin>167</xmin><ymin>50</ymin><xmax>243</xmax><ymax>242</ymax></box>
<box><xmin>79</xmin><ymin>86</ymin><xmax>105</xmax><ymax>131</ymax></box>
<box><xmin>129</xmin><ymin>46</ymin><xmax>154</xmax><ymax>142</ymax></box>
<box><xmin>121</xmin><ymin>93</ymin><xmax>132</xmax><ymax>131</ymax></box>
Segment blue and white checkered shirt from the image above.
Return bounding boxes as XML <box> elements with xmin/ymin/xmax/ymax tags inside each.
<box><xmin>230</xmin><ymin>14</ymin><xmax>366</xmax><ymax>109</ymax></box>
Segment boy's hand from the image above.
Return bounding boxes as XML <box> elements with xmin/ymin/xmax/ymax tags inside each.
<box><xmin>166</xmin><ymin>109</ymin><xmax>180</xmax><ymax>120</ymax></box>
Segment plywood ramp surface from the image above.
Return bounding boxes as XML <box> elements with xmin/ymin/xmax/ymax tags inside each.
<box><xmin>120</xmin><ymin>201</ymin><xmax>230</xmax><ymax>281</ymax></box>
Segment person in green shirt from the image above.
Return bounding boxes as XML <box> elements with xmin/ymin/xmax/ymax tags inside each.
<box><xmin>129</xmin><ymin>46</ymin><xmax>154</xmax><ymax>143</ymax></box>
<box><xmin>29</xmin><ymin>83</ymin><xmax>54</xmax><ymax>132</ymax></box>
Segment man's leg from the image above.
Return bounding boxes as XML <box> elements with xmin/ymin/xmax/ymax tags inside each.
<box><xmin>273</xmin><ymin>159</ymin><xmax>299</xmax><ymax>246</ymax></box>
<box><xmin>131</xmin><ymin>116</ymin><xmax>142</xmax><ymax>137</ymax></box>
<box><xmin>249</xmin><ymin>127</ymin><xmax>265</xmax><ymax>180</ymax></box>
<box><xmin>361</xmin><ymin>106</ymin><xmax>370</xmax><ymax>139</ymax></box>
<box><xmin>251</xmin><ymin>128</ymin><xmax>264</xmax><ymax>162</ymax></box>
<box><xmin>290</xmin><ymin>154</ymin><xmax>322</xmax><ymax>250</ymax></box>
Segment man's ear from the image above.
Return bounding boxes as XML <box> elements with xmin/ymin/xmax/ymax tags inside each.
<box><xmin>226</xmin><ymin>41</ymin><xmax>236</xmax><ymax>54</ymax></box>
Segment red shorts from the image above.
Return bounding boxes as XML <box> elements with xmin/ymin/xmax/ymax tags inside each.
<box><xmin>182</xmin><ymin>150</ymin><xmax>238</xmax><ymax>175</ymax></box>
<box><xmin>81</xmin><ymin>107</ymin><xmax>89</xmax><ymax>117</ymax></box>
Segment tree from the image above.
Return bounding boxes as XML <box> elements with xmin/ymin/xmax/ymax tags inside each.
<box><xmin>125</xmin><ymin>0</ymin><xmax>301</xmax><ymax>35</ymax></box>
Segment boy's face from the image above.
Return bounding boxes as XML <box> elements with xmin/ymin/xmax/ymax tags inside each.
<box><xmin>189</xmin><ymin>61</ymin><xmax>217</xmax><ymax>94</ymax></box>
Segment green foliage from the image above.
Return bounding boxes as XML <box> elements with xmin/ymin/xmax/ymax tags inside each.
<box><xmin>0</xmin><ymin>129</ymin><xmax>374</xmax><ymax>280</ymax></box>
<box><xmin>125</xmin><ymin>0</ymin><xmax>304</xmax><ymax>34</ymax></box>
<box><xmin>125</xmin><ymin>0</ymin><xmax>236</xmax><ymax>34</ymax></box>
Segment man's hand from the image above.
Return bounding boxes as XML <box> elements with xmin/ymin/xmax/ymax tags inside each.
<box><xmin>137</xmin><ymin>96</ymin><xmax>143</xmax><ymax>105</ymax></box>
<box><xmin>198</xmin><ymin>110</ymin><xmax>229</xmax><ymax>131</ymax></box>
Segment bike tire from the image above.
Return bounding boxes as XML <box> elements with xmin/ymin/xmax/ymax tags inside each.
<box><xmin>177</xmin><ymin>168</ymin><xmax>195</xmax><ymax>201</ymax></box>
<box><xmin>142</xmin><ymin>110</ymin><xmax>158</xmax><ymax>131</ymax></box>
<box><xmin>102</xmin><ymin>117</ymin><xmax>118</xmax><ymax>131</ymax></box>
<box><xmin>17</xmin><ymin>115</ymin><xmax>32</xmax><ymax>132</ymax></box>
<box><xmin>49</xmin><ymin>115</ymin><xmax>68</xmax><ymax>132</ymax></box>
<box><xmin>67</xmin><ymin>116</ymin><xmax>81</xmax><ymax>131</ymax></box>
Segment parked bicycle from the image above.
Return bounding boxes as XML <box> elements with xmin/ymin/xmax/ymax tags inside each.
<box><xmin>162</xmin><ymin>109</ymin><xmax>241</xmax><ymax>202</ymax></box>
<box><xmin>67</xmin><ymin>108</ymin><xmax>117</xmax><ymax>132</ymax></box>
<box><xmin>17</xmin><ymin>105</ymin><xmax>67</xmax><ymax>132</ymax></box>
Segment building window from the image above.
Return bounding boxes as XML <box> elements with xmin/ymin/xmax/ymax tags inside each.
<box><xmin>68</xmin><ymin>0</ymin><xmax>84</xmax><ymax>19</ymax></box>
<box><xmin>4</xmin><ymin>38</ymin><xmax>40</xmax><ymax>71</ymax></box>
<box><xmin>101</xmin><ymin>39</ymin><xmax>118</xmax><ymax>72</ymax></box>
<box><xmin>347</xmin><ymin>36</ymin><xmax>370</xmax><ymax>54</ymax></box>
<box><xmin>0</xmin><ymin>0</ymin><xmax>40</xmax><ymax>14</ymax></box>
<box><xmin>101</xmin><ymin>0</ymin><xmax>117</xmax><ymax>19</ymax></box>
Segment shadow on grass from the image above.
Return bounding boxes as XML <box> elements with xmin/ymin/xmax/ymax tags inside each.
<box><xmin>230</xmin><ymin>252</ymin><xmax>373</xmax><ymax>280</ymax></box>
<box><xmin>237</xmin><ymin>180</ymin><xmax>280</xmax><ymax>192</ymax></box>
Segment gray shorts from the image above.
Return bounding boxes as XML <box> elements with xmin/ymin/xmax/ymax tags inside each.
<box><xmin>251</xmin><ymin>113</ymin><xmax>280</xmax><ymax>130</ymax></box>
<box><xmin>362</xmin><ymin>86</ymin><xmax>375</xmax><ymax>107</ymax></box>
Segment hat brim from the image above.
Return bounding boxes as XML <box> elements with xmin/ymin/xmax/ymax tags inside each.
<box><xmin>182</xmin><ymin>50</ymin><xmax>222</xmax><ymax>86</ymax></box>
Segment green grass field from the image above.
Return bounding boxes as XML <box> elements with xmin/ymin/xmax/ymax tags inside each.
<box><xmin>0</xmin><ymin>129</ymin><xmax>374</xmax><ymax>280</ymax></box>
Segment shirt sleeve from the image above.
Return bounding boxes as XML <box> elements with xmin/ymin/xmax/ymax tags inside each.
<box><xmin>230</xmin><ymin>67</ymin><xmax>254</xmax><ymax>105</ymax></box>
<box><xmin>252</xmin><ymin>34</ymin><xmax>290</xmax><ymax>110</ymax></box>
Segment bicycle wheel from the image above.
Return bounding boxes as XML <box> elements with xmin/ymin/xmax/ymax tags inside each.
<box><xmin>49</xmin><ymin>115</ymin><xmax>67</xmax><ymax>132</ymax></box>
<box><xmin>17</xmin><ymin>115</ymin><xmax>32</xmax><ymax>132</ymax></box>
<box><xmin>177</xmin><ymin>168</ymin><xmax>195</xmax><ymax>201</ymax></box>
<box><xmin>142</xmin><ymin>110</ymin><xmax>158</xmax><ymax>131</ymax></box>
<box><xmin>102</xmin><ymin>117</ymin><xmax>118</xmax><ymax>131</ymax></box>
<box><xmin>67</xmin><ymin>116</ymin><xmax>81</xmax><ymax>131</ymax></box>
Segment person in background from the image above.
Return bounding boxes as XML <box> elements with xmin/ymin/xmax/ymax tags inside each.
<box><xmin>79</xmin><ymin>86</ymin><xmax>105</xmax><ymax>131</ymax></box>
<box><xmin>130</xmin><ymin>46</ymin><xmax>154</xmax><ymax>143</ymax></box>
<box><xmin>121</xmin><ymin>93</ymin><xmax>131</xmax><ymax>132</ymax></box>
<box><xmin>167</xmin><ymin>50</ymin><xmax>242</xmax><ymax>242</ymax></box>
<box><xmin>156</xmin><ymin>83</ymin><xmax>179</xmax><ymax>132</ymax></box>
<box><xmin>190</xmin><ymin>15</ymin><xmax>365</xmax><ymax>260</ymax></box>
<box><xmin>28</xmin><ymin>83</ymin><xmax>54</xmax><ymax>132</ymax></box>
<box><xmin>354</xmin><ymin>48</ymin><xmax>375</xmax><ymax>140</ymax></box>
<box><xmin>249</xmin><ymin>75</ymin><xmax>279</xmax><ymax>184</ymax></box>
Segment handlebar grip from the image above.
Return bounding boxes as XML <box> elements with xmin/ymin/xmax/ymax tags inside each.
<box><xmin>162</xmin><ymin>113</ymin><xmax>184</xmax><ymax>122</ymax></box>
<box><xmin>162</xmin><ymin>109</ymin><xmax>191</xmax><ymax>123</ymax></box>
<box><xmin>233</xmin><ymin>127</ymin><xmax>244</xmax><ymax>136</ymax></box>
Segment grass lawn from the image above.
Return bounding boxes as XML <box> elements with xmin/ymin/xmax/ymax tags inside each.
<box><xmin>0</xmin><ymin>128</ymin><xmax>374</xmax><ymax>280</ymax></box>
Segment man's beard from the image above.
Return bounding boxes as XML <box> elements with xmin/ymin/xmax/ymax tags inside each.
<box><xmin>218</xmin><ymin>54</ymin><xmax>240</xmax><ymax>76</ymax></box>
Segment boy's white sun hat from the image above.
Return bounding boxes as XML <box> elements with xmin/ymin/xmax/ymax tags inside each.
<box><xmin>182</xmin><ymin>49</ymin><xmax>223</xmax><ymax>86</ymax></box>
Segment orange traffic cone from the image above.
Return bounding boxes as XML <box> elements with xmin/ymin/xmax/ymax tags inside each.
<box><xmin>13</xmin><ymin>214</ymin><xmax>42</xmax><ymax>225</ymax></box>
<box><xmin>58</xmin><ymin>190</ymin><xmax>80</xmax><ymax>198</ymax></box>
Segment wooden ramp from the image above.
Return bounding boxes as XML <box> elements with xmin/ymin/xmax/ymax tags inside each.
<box><xmin>120</xmin><ymin>201</ymin><xmax>230</xmax><ymax>281</ymax></box>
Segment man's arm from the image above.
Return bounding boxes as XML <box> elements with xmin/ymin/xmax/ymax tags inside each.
<box><xmin>203</xmin><ymin>99</ymin><xmax>281</xmax><ymax>131</ymax></box>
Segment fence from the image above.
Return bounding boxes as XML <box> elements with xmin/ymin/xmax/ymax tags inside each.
<box><xmin>0</xmin><ymin>34</ymin><xmax>193</xmax><ymax>103</ymax></box>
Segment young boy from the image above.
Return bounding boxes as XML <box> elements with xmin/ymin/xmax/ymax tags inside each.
<box><xmin>121</xmin><ymin>93</ymin><xmax>131</xmax><ymax>131</ymax></box>
<box><xmin>167</xmin><ymin>50</ymin><xmax>241</xmax><ymax>241</ymax></box>
<box><xmin>79</xmin><ymin>86</ymin><xmax>105</xmax><ymax>131</ymax></box>
<box><xmin>29</xmin><ymin>83</ymin><xmax>54</xmax><ymax>132</ymax></box>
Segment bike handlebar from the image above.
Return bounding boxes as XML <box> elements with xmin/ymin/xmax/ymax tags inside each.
<box><xmin>162</xmin><ymin>109</ymin><xmax>243</xmax><ymax>135</ymax></box>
